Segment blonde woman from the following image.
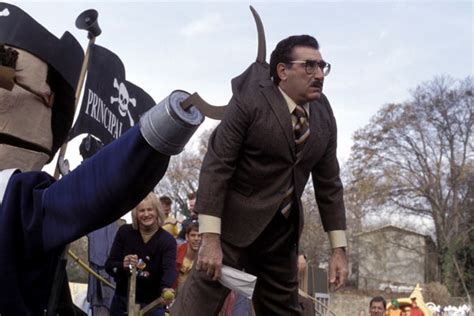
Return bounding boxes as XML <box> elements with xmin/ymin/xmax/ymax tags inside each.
<box><xmin>106</xmin><ymin>193</ymin><xmax>176</xmax><ymax>316</ymax></box>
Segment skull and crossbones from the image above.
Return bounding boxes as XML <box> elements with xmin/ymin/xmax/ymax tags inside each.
<box><xmin>110</xmin><ymin>78</ymin><xmax>136</xmax><ymax>126</ymax></box>
<box><xmin>0</xmin><ymin>8</ymin><xmax>10</xmax><ymax>17</ymax></box>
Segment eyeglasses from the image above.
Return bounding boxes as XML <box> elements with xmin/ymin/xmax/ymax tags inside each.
<box><xmin>288</xmin><ymin>60</ymin><xmax>331</xmax><ymax>76</ymax></box>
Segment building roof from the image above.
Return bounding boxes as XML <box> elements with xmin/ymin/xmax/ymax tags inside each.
<box><xmin>356</xmin><ymin>224</ymin><xmax>432</xmax><ymax>239</ymax></box>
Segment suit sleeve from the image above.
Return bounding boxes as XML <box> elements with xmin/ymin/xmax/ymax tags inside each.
<box><xmin>196</xmin><ymin>95</ymin><xmax>251</xmax><ymax>219</ymax></box>
<box><xmin>311</xmin><ymin>95</ymin><xmax>346</xmax><ymax>232</ymax></box>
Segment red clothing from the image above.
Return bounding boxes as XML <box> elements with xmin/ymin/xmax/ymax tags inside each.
<box><xmin>174</xmin><ymin>243</ymin><xmax>188</xmax><ymax>288</ymax></box>
<box><xmin>410</xmin><ymin>306</ymin><xmax>423</xmax><ymax>316</ymax></box>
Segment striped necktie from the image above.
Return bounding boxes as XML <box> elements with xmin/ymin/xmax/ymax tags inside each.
<box><xmin>281</xmin><ymin>105</ymin><xmax>310</xmax><ymax>218</ymax></box>
<box><xmin>293</xmin><ymin>104</ymin><xmax>310</xmax><ymax>157</ymax></box>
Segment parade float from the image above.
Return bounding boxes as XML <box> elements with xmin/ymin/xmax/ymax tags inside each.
<box><xmin>386</xmin><ymin>284</ymin><xmax>431</xmax><ymax>316</ymax></box>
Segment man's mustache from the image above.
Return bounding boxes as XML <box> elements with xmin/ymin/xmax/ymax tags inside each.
<box><xmin>311</xmin><ymin>80</ymin><xmax>323</xmax><ymax>88</ymax></box>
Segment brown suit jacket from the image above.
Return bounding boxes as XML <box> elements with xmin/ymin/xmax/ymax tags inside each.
<box><xmin>196</xmin><ymin>62</ymin><xmax>346</xmax><ymax>247</ymax></box>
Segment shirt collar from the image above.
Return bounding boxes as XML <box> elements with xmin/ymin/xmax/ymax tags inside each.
<box><xmin>278</xmin><ymin>86</ymin><xmax>310</xmax><ymax>115</ymax></box>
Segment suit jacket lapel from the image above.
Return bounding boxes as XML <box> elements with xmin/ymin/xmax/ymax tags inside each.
<box><xmin>300</xmin><ymin>98</ymin><xmax>326</xmax><ymax>161</ymax></box>
<box><xmin>260</xmin><ymin>81</ymin><xmax>296</xmax><ymax>159</ymax></box>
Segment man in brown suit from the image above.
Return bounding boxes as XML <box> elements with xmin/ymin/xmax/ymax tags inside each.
<box><xmin>171</xmin><ymin>35</ymin><xmax>348</xmax><ymax>315</ymax></box>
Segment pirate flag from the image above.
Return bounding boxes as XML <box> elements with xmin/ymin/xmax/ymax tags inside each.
<box><xmin>69</xmin><ymin>44</ymin><xmax>155</xmax><ymax>145</ymax></box>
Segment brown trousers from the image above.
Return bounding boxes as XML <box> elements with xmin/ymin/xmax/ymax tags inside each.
<box><xmin>170</xmin><ymin>211</ymin><xmax>301</xmax><ymax>316</ymax></box>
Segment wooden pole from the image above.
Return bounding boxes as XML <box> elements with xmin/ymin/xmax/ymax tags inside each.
<box><xmin>140</xmin><ymin>296</ymin><xmax>165</xmax><ymax>316</ymax></box>
<box><xmin>53</xmin><ymin>36</ymin><xmax>96</xmax><ymax>179</ymax></box>
<box><xmin>67</xmin><ymin>249</ymin><xmax>115</xmax><ymax>289</ymax></box>
<box><xmin>298</xmin><ymin>289</ymin><xmax>337</xmax><ymax>316</ymax></box>
<box><xmin>128</xmin><ymin>266</ymin><xmax>141</xmax><ymax>316</ymax></box>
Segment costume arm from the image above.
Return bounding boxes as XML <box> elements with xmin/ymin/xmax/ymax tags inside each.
<box><xmin>42</xmin><ymin>126</ymin><xmax>170</xmax><ymax>251</ymax></box>
<box><xmin>41</xmin><ymin>90</ymin><xmax>202</xmax><ymax>251</ymax></box>
<box><xmin>311</xmin><ymin>95</ymin><xmax>346</xmax><ymax>236</ymax></box>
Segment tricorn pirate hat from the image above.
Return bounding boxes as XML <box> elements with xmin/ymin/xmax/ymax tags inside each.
<box><xmin>0</xmin><ymin>2</ymin><xmax>84</xmax><ymax>159</ymax></box>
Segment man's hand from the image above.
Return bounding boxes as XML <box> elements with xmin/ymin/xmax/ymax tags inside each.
<box><xmin>328</xmin><ymin>247</ymin><xmax>348</xmax><ymax>291</ymax></box>
<box><xmin>297</xmin><ymin>254</ymin><xmax>307</xmax><ymax>274</ymax></box>
<box><xmin>196</xmin><ymin>233</ymin><xmax>223</xmax><ymax>281</ymax></box>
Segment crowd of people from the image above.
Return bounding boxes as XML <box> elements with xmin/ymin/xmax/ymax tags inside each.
<box><xmin>104</xmin><ymin>191</ymin><xmax>313</xmax><ymax>316</ymax></box>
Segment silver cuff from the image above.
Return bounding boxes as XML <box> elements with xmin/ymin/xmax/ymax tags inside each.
<box><xmin>140</xmin><ymin>90</ymin><xmax>204</xmax><ymax>156</ymax></box>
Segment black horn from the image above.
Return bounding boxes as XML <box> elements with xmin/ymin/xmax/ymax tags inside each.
<box><xmin>249</xmin><ymin>6</ymin><xmax>266</xmax><ymax>63</ymax></box>
<box><xmin>180</xmin><ymin>93</ymin><xmax>226</xmax><ymax>120</ymax></box>
<box><xmin>180</xmin><ymin>6</ymin><xmax>267</xmax><ymax>120</ymax></box>
<box><xmin>75</xmin><ymin>9</ymin><xmax>102</xmax><ymax>39</ymax></box>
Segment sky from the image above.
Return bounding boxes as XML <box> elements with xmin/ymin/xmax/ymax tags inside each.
<box><xmin>6</xmin><ymin>0</ymin><xmax>473</xmax><ymax>172</ymax></box>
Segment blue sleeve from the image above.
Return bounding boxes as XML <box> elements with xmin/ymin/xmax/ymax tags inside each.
<box><xmin>42</xmin><ymin>126</ymin><xmax>170</xmax><ymax>251</ymax></box>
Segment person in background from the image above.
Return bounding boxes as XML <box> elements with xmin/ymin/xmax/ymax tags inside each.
<box><xmin>175</xmin><ymin>222</ymin><xmax>201</xmax><ymax>295</ymax></box>
<box><xmin>177</xmin><ymin>192</ymin><xmax>198</xmax><ymax>240</ymax></box>
<box><xmin>160</xmin><ymin>195</ymin><xmax>179</xmax><ymax>238</ymax></box>
<box><xmin>106</xmin><ymin>193</ymin><xmax>176</xmax><ymax>316</ymax></box>
<box><xmin>369</xmin><ymin>296</ymin><xmax>387</xmax><ymax>316</ymax></box>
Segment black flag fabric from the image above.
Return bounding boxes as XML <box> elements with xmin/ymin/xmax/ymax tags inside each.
<box><xmin>69</xmin><ymin>44</ymin><xmax>155</xmax><ymax>145</ymax></box>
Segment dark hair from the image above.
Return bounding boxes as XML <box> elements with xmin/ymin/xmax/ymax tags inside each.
<box><xmin>187</xmin><ymin>192</ymin><xmax>196</xmax><ymax>200</ymax></box>
<box><xmin>159</xmin><ymin>195</ymin><xmax>172</xmax><ymax>206</ymax></box>
<box><xmin>370</xmin><ymin>296</ymin><xmax>386</xmax><ymax>309</ymax></box>
<box><xmin>269</xmin><ymin>35</ymin><xmax>319</xmax><ymax>86</ymax></box>
<box><xmin>186</xmin><ymin>221</ymin><xmax>199</xmax><ymax>234</ymax></box>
